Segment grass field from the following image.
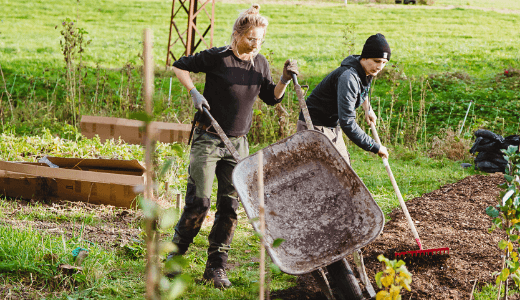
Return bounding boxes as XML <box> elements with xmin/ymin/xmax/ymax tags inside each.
<box><xmin>1</xmin><ymin>0</ymin><xmax>518</xmax><ymax>140</ymax></box>
<box><xmin>1</xmin><ymin>0</ymin><xmax>519</xmax><ymax>77</ymax></box>
<box><xmin>1</xmin><ymin>0</ymin><xmax>519</xmax><ymax>298</ymax></box>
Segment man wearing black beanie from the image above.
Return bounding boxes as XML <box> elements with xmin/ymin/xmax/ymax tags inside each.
<box><xmin>297</xmin><ymin>33</ymin><xmax>390</xmax><ymax>164</ymax></box>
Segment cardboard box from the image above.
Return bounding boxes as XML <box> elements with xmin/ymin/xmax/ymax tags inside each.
<box><xmin>80</xmin><ymin>115</ymin><xmax>192</xmax><ymax>145</ymax></box>
<box><xmin>0</xmin><ymin>157</ymin><xmax>145</xmax><ymax>208</ymax></box>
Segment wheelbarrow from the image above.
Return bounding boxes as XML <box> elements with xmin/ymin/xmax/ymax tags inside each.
<box><xmin>201</xmin><ymin>76</ymin><xmax>384</xmax><ymax>299</ymax></box>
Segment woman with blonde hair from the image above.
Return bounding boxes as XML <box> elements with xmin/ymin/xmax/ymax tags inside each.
<box><xmin>168</xmin><ymin>4</ymin><xmax>298</xmax><ymax>288</ymax></box>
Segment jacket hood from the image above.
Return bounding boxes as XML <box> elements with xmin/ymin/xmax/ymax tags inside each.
<box><xmin>340</xmin><ymin>55</ymin><xmax>371</xmax><ymax>86</ymax></box>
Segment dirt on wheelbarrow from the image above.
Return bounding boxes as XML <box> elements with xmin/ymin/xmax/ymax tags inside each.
<box><xmin>271</xmin><ymin>173</ymin><xmax>515</xmax><ymax>300</ymax></box>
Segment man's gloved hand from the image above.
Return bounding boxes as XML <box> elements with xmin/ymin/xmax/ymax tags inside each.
<box><xmin>282</xmin><ymin>59</ymin><xmax>299</xmax><ymax>83</ymax></box>
<box><xmin>378</xmin><ymin>145</ymin><xmax>389</xmax><ymax>159</ymax></box>
<box><xmin>190</xmin><ymin>88</ymin><xmax>210</xmax><ymax>111</ymax></box>
<box><xmin>366</xmin><ymin>109</ymin><xmax>377</xmax><ymax>125</ymax></box>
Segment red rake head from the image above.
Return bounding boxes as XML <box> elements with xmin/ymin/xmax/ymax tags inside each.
<box><xmin>395</xmin><ymin>247</ymin><xmax>450</xmax><ymax>258</ymax></box>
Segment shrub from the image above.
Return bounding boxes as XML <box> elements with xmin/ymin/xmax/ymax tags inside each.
<box><xmin>375</xmin><ymin>254</ymin><xmax>413</xmax><ymax>299</ymax></box>
<box><xmin>429</xmin><ymin>128</ymin><xmax>473</xmax><ymax>161</ymax></box>
<box><xmin>485</xmin><ymin>146</ymin><xmax>520</xmax><ymax>300</ymax></box>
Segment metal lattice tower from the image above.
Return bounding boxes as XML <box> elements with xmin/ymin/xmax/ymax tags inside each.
<box><xmin>166</xmin><ymin>0</ymin><xmax>215</xmax><ymax>65</ymax></box>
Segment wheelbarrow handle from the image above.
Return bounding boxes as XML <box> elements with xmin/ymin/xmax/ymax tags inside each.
<box><xmin>370</xmin><ymin>122</ymin><xmax>423</xmax><ymax>250</ymax></box>
<box><xmin>202</xmin><ymin>107</ymin><xmax>242</xmax><ymax>163</ymax></box>
<box><xmin>292</xmin><ymin>73</ymin><xmax>314</xmax><ymax>131</ymax></box>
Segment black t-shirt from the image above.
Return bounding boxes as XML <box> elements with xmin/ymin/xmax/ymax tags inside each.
<box><xmin>173</xmin><ymin>46</ymin><xmax>283</xmax><ymax>137</ymax></box>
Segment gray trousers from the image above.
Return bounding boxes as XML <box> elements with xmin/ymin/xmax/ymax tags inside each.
<box><xmin>297</xmin><ymin>120</ymin><xmax>350</xmax><ymax>165</ymax></box>
<box><xmin>172</xmin><ymin>129</ymin><xmax>248</xmax><ymax>268</ymax></box>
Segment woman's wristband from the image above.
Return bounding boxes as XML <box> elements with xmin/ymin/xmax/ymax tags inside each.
<box><xmin>280</xmin><ymin>75</ymin><xmax>291</xmax><ymax>85</ymax></box>
<box><xmin>188</xmin><ymin>86</ymin><xmax>196</xmax><ymax>94</ymax></box>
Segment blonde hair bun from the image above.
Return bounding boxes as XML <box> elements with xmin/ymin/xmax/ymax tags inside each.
<box><xmin>249</xmin><ymin>4</ymin><xmax>260</xmax><ymax>14</ymax></box>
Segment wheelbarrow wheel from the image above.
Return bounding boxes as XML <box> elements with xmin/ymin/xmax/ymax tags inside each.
<box><xmin>326</xmin><ymin>258</ymin><xmax>364</xmax><ymax>300</ymax></box>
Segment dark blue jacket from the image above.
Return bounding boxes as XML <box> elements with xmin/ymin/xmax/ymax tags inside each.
<box><xmin>299</xmin><ymin>55</ymin><xmax>380</xmax><ymax>154</ymax></box>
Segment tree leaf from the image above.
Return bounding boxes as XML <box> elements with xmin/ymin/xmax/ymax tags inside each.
<box><xmin>499</xmin><ymin>240</ymin><xmax>508</xmax><ymax>250</ymax></box>
<box><xmin>375</xmin><ymin>271</ymin><xmax>384</xmax><ymax>289</ymax></box>
<box><xmin>167</xmin><ymin>274</ymin><xmax>190</xmax><ymax>299</ymax></box>
<box><xmin>381</xmin><ymin>274</ymin><xmax>393</xmax><ymax>288</ymax></box>
<box><xmin>159</xmin><ymin>207</ymin><xmax>178</xmax><ymax>230</ymax></box>
<box><xmin>272</xmin><ymin>238</ymin><xmax>285</xmax><ymax>248</ymax></box>
<box><xmin>512</xmin><ymin>273</ymin><xmax>520</xmax><ymax>286</ymax></box>
<box><xmin>140</xmin><ymin>196</ymin><xmax>158</xmax><ymax>219</ymax></box>
<box><xmin>503</xmin><ymin>189</ymin><xmax>515</xmax><ymax>205</ymax></box>
<box><xmin>130</xmin><ymin>111</ymin><xmax>154</xmax><ymax>124</ymax></box>
<box><xmin>159</xmin><ymin>159</ymin><xmax>174</xmax><ymax>177</ymax></box>
<box><xmin>395</xmin><ymin>260</ymin><xmax>406</xmax><ymax>268</ymax></box>
<box><xmin>486</xmin><ymin>206</ymin><xmax>500</xmax><ymax>218</ymax></box>
<box><xmin>376</xmin><ymin>290</ymin><xmax>389</xmax><ymax>300</ymax></box>
<box><xmin>389</xmin><ymin>285</ymin><xmax>401</xmax><ymax>298</ymax></box>
<box><xmin>500</xmin><ymin>268</ymin><xmax>510</xmax><ymax>281</ymax></box>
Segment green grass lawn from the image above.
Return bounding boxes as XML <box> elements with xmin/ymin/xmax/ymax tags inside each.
<box><xmin>0</xmin><ymin>0</ymin><xmax>519</xmax><ymax>298</ymax></box>
<box><xmin>1</xmin><ymin>0</ymin><xmax>518</xmax><ymax>140</ymax></box>
<box><xmin>1</xmin><ymin>0</ymin><xmax>519</xmax><ymax>77</ymax></box>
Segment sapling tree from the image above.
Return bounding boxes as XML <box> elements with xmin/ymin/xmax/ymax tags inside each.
<box><xmin>486</xmin><ymin>145</ymin><xmax>520</xmax><ymax>299</ymax></box>
<box><xmin>140</xmin><ymin>28</ymin><xmax>189</xmax><ymax>300</ymax></box>
<box><xmin>55</xmin><ymin>18</ymin><xmax>91</xmax><ymax>127</ymax></box>
<box><xmin>375</xmin><ymin>254</ymin><xmax>412</xmax><ymax>300</ymax></box>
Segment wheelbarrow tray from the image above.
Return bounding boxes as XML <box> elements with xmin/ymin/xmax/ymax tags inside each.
<box><xmin>232</xmin><ymin>130</ymin><xmax>384</xmax><ymax>275</ymax></box>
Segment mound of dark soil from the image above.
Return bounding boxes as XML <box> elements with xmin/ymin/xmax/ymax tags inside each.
<box><xmin>272</xmin><ymin>173</ymin><xmax>514</xmax><ymax>300</ymax></box>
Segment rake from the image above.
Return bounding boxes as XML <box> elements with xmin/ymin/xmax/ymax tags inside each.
<box><xmin>370</xmin><ymin>123</ymin><xmax>450</xmax><ymax>258</ymax></box>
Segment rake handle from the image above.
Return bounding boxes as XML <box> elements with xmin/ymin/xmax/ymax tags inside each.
<box><xmin>370</xmin><ymin>122</ymin><xmax>423</xmax><ymax>251</ymax></box>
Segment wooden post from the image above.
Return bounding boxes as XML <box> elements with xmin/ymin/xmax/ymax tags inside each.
<box><xmin>143</xmin><ymin>28</ymin><xmax>159</xmax><ymax>300</ymax></box>
<box><xmin>258</xmin><ymin>150</ymin><xmax>265</xmax><ymax>300</ymax></box>
<box><xmin>176</xmin><ymin>193</ymin><xmax>182</xmax><ymax>211</ymax></box>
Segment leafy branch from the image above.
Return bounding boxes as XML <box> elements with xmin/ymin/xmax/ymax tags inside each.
<box><xmin>375</xmin><ymin>254</ymin><xmax>413</xmax><ymax>300</ymax></box>
<box><xmin>486</xmin><ymin>145</ymin><xmax>520</xmax><ymax>299</ymax></box>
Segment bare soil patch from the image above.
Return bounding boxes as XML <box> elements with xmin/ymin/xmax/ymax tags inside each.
<box><xmin>1</xmin><ymin>173</ymin><xmax>514</xmax><ymax>299</ymax></box>
<box><xmin>271</xmin><ymin>173</ymin><xmax>517</xmax><ymax>299</ymax></box>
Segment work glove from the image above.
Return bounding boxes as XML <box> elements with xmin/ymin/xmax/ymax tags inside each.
<box><xmin>282</xmin><ymin>59</ymin><xmax>299</xmax><ymax>83</ymax></box>
<box><xmin>190</xmin><ymin>88</ymin><xmax>210</xmax><ymax>111</ymax></box>
<box><xmin>366</xmin><ymin>109</ymin><xmax>377</xmax><ymax>125</ymax></box>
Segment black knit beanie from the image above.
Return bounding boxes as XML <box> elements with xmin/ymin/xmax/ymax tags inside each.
<box><xmin>361</xmin><ymin>33</ymin><xmax>391</xmax><ymax>61</ymax></box>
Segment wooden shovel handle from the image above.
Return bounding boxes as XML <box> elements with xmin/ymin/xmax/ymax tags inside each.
<box><xmin>370</xmin><ymin>122</ymin><xmax>423</xmax><ymax>250</ymax></box>
<box><xmin>202</xmin><ymin>107</ymin><xmax>242</xmax><ymax>163</ymax></box>
<box><xmin>292</xmin><ymin>73</ymin><xmax>314</xmax><ymax>131</ymax></box>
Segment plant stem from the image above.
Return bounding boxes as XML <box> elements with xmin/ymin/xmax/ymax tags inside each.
<box><xmin>143</xmin><ymin>28</ymin><xmax>159</xmax><ymax>300</ymax></box>
<box><xmin>0</xmin><ymin>63</ymin><xmax>14</xmax><ymax>120</ymax></box>
<box><xmin>258</xmin><ymin>150</ymin><xmax>265</xmax><ymax>300</ymax></box>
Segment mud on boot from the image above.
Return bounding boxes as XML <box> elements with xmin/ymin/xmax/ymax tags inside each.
<box><xmin>203</xmin><ymin>267</ymin><xmax>232</xmax><ymax>289</ymax></box>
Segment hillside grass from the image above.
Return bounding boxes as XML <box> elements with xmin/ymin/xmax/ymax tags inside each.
<box><xmin>1</xmin><ymin>0</ymin><xmax>518</xmax><ymax>141</ymax></box>
<box><xmin>1</xmin><ymin>0</ymin><xmax>519</xmax><ymax>77</ymax></box>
